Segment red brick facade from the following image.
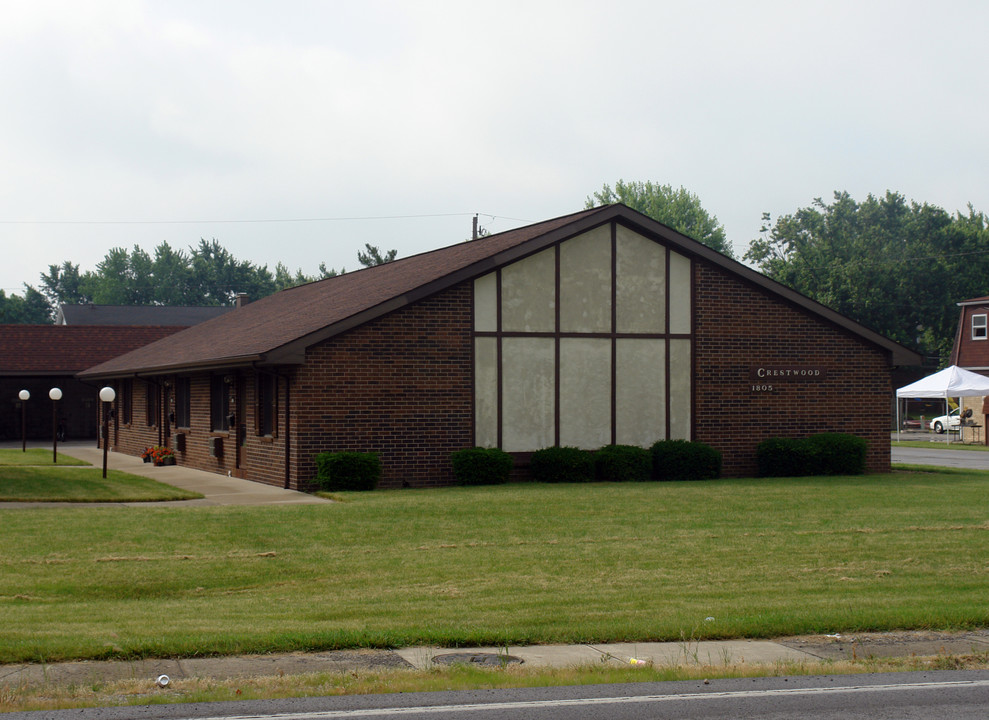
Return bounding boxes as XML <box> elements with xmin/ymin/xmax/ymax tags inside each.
<box><xmin>693</xmin><ymin>263</ymin><xmax>891</xmax><ymax>475</ymax></box>
<box><xmin>291</xmin><ymin>283</ymin><xmax>474</xmax><ymax>489</ymax></box>
<box><xmin>105</xmin><ymin>285</ymin><xmax>474</xmax><ymax>490</ymax></box>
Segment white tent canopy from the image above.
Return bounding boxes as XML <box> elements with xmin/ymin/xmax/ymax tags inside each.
<box><xmin>896</xmin><ymin>365</ymin><xmax>989</xmax><ymax>442</ymax></box>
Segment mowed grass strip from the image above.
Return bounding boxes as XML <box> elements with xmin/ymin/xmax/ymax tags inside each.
<box><xmin>0</xmin><ymin>448</ymin><xmax>89</xmax><ymax>466</ymax></box>
<box><xmin>0</xmin><ymin>467</ymin><xmax>203</xmax><ymax>503</ymax></box>
<box><xmin>0</xmin><ymin>470</ymin><xmax>987</xmax><ymax>663</ymax></box>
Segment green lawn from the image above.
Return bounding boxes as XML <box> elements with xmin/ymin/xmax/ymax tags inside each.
<box><xmin>1</xmin><ymin>469</ymin><xmax>987</xmax><ymax>664</ymax></box>
<box><xmin>0</xmin><ymin>466</ymin><xmax>203</xmax><ymax>502</ymax></box>
<box><xmin>893</xmin><ymin>440</ymin><xmax>989</xmax><ymax>451</ymax></box>
<box><xmin>0</xmin><ymin>448</ymin><xmax>90</xmax><ymax>466</ymax></box>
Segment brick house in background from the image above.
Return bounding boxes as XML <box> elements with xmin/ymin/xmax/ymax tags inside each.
<box><xmin>78</xmin><ymin>205</ymin><xmax>921</xmax><ymax>489</ymax></box>
<box><xmin>948</xmin><ymin>296</ymin><xmax>989</xmax><ymax>420</ymax></box>
<box><xmin>0</xmin><ymin>325</ymin><xmax>185</xmax><ymax>441</ymax></box>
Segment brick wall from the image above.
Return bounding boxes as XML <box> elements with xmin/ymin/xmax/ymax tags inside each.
<box><xmin>291</xmin><ymin>283</ymin><xmax>474</xmax><ymax>489</ymax></box>
<box><xmin>693</xmin><ymin>262</ymin><xmax>892</xmax><ymax>475</ymax></box>
<box><xmin>106</xmin><ymin>372</ymin><xmax>290</xmax><ymax>487</ymax></box>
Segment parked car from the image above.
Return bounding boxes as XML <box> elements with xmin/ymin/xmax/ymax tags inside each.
<box><xmin>929</xmin><ymin>408</ymin><xmax>964</xmax><ymax>433</ymax></box>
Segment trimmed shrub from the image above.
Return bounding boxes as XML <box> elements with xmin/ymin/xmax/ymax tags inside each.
<box><xmin>315</xmin><ymin>451</ymin><xmax>381</xmax><ymax>491</ymax></box>
<box><xmin>651</xmin><ymin>439</ymin><xmax>722</xmax><ymax>481</ymax></box>
<box><xmin>451</xmin><ymin>447</ymin><xmax>513</xmax><ymax>486</ymax></box>
<box><xmin>594</xmin><ymin>444</ymin><xmax>652</xmax><ymax>482</ymax></box>
<box><xmin>757</xmin><ymin>433</ymin><xmax>867</xmax><ymax>477</ymax></box>
<box><xmin>807</xmin><ymin>432</ymin><xmax>868</xmax><ymax>475</ymax></box>
<box><xmin>530</xmin><ymin>446</ymin><xmax>595</xmax><ymax>483</ymax></box>
<box><xmin>757</xmin><ymin>437</ymin><xmax>818</xmax><ymax>477</ymax></box>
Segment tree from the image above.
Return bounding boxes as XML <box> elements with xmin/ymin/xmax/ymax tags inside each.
<box><xmin>586</xmin><ymin>180</ymin><xmax>734</xmax><ymax>258</ymax></box>
<box><xmin>357</xmin><ymin>244</ymin><xmax>397</xmax><ymax>267</ymax></box>
<box><xmin>744</xmin><ymin>191</ymin><xmax>989</xmax><ymax>364</ymax></box>
<box><xmin>38</xmin><ymin>261</ymin><xmax>90</xmax><ymax>309</ymax></box>
<box><xmin>0</xmin><ymin>286</ymin><xmax>52</xmax><ymax>324</ymax></box>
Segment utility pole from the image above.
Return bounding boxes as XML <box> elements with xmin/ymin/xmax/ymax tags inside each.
<box><xmin>472</xmin><ymin>214</ymin><xmax>478</xmax><ymax>241</ymax></box>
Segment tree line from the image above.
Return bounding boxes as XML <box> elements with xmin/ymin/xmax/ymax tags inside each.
<box><xmin>0</xmin><ymin>240</ymin><xmax>394</xmax><ymax>324</ymax></box>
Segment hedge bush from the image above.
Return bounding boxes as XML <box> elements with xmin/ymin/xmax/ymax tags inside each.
<box><xmin>651</xmin><ymin>439</ymin><xmax>722</xmax><ymax>481</ymax></box>
<box><xmin>594</xmin><ymin>444</ymin><xmax>652</xmax><ymax>482</ymax></box>
<box><xmin>451</xmin><ymin>447</ymin><xmax>513</xmax><ymax>486</ymax></box>
<box><xmin>314</xmin><ymin>451</ymin><xmax>381</xmax><ymax>491</ymax></box>
<box><xmin>529</xmin><ymin>446</ymin><xmax>595</xmax><ymax>483</ymax></box>
<box><xmin>757</xmin><ymin>433</ymin><xmax>867</xmax><ymax>477</ymax></box>
<box><xmin>807</xmin><ymin>432</ymin><xmax>868</xmax><ymax>475</ymax></box>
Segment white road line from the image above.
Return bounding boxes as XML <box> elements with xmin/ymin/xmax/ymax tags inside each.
<box><xmin>193</xmin><ymin>678</ymin><xmax>989</xmax><ymax>719</ymax></box>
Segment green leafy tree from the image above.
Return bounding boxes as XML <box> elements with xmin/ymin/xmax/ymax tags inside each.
<box><xmin>586</xmin><ymin>180</ymin><xmax>734</xmax><ymax>258</ymax></box>
<box><xmin>38</xmin><ymin>261</ymin><xmax>90</xmax><ymax>309</ymax></box>
<box><xmin>0</xmin><ymin>286</ymin><xmax>52</xmax><ymax>324</ymax></box>
<box><xmin>745</xmin><ymin>191</ymin><xmax>989</xmax><ymax>364</ymax></box>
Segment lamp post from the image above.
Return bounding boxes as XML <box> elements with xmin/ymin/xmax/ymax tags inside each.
<box><xmin>18</xmin><ymin>390</ymin><xmax>29</xmax><ymax>452</ymax></box>
<box><xmin>49</xmin><ymin>388</ymin><xmax>62</xmax><ymax>464</ymax></box>
<box><xmin>99</xmin><ymin>386</ymin><xmax>116</xmax><ymax>479</ymax></box>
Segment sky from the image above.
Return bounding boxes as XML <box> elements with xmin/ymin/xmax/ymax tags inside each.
<box><xmin>1</xmin><ymin>0</ymin><xmax>987</xmax><ymax>296</ymax></box>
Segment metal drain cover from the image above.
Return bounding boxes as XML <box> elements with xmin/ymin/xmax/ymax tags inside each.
<box><xmin>431</xmin><ymin>652</ymin><xmax>524</xmax><ymax>666</ymax></box>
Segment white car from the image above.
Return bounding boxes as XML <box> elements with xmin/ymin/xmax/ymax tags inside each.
<box><xmin>929</xmin><ymin>408</ymin><xmax>965</xmax><ymax>433</ymax></box>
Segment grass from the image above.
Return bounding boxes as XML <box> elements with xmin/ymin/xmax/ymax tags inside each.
<box><xmin>1</xmin><ymin>470</ymin><xmax>988</xmax><ymax>665</ymax></box>
<box><xmin>5</xmin><ymin>653</ymin><xmax>989</xmax><ymax>713</ymax></box>
<box><xmin>893</xmin><ymin>439</ymin><xmax>989</xmax><ymax>451</ymax></box>
<box><xmin>0</xmin><ymin>448</ymin><xmax>90</xmax><ymax>466</ymax></box>
<box><xmin>0</xmin><ymin>467</ymin><xmax>203</xmax><ymax>503</ymax></box>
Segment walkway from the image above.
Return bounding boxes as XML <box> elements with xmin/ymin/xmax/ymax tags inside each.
<box><xmin>1</xmin><ymin>441</ymin><xmax>329</xmax><ymax>506</ymax></box>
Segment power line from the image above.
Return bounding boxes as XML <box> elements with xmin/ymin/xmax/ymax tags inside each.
<box><xmin>0</xmin><ymin>212</ymin><xmax>524</xmax><ymax>226</ymax></box>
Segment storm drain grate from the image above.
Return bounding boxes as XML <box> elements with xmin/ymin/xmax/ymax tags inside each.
<box><xmin>431</xmin><ymin>652</ymin><xmax>524</xmax><ymax>667</ymax></box>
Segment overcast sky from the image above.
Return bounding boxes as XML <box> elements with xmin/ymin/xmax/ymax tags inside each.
<box><xmin>2</xmin><ymin>0</ymin><xmax>987</xmax><ymax>296</ymax></box>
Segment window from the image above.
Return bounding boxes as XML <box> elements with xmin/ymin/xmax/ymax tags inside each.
<box><xmin>973</xmin><ymin>314</ymin><xmax>987</xmax><ymax>340</ymax></box>
<box><xmin>256</xmin><ymin>373</ymin><xmax>277</xmax><ymax>437</ymax></box>
<box><xmin>174</xmin><ymin>377</ymin><xmax>191</xmax><ymax>428</ymax></box>
<box><xmin>210</xmin><ymin>375</ymin><xmax>230</xmax><ymax>431</ymax></box>
<box><xmin>120</xmin><ymin>379</ymin><xmax>132</xmax><ymax>425</ymax></box>
<box><xmin>145</xmin><ymin>381</ymin><xmax>159</xmax><ymax>427</ymax></box>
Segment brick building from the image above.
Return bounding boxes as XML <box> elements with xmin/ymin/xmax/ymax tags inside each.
<box><xmin>79</xmin><ymin>205</ymin><xmax>920</xmax><ymax>488</ymax></box>
<box><xmin>947</xmin><ymin>296</ymin><xmax>989</xmax><ymax>421</ymax></box>
<box><xmin>1</xmin><ymin>325</ymin><xmax>185</xmax><ymax>441</ymax></box>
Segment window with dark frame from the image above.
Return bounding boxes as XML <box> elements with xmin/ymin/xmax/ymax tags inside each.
<box><xmin>973</xmin><ymin>314</ymin><xmax>987</xmax><ymax>340</ymax></box>
<box><xmin>145</xmin><ymin>381</ymin><xmax>159</xmax><ymax>427</ymax></box>
<box><xmin>174</xmin><ymin>376</ymin><xmax>191</xmax><ymax>428</ymax></box>
<box><xmin>210</xmin><ymin>375</ymin><xmax>230</xmax><ymax>432</ymax></box>
<box><xmin>120</xmin><ymin>379</ymin><xmax>132</xmax><ymax>425</ymax></box>
<box><xmin>257</xmin><ymin>373</ymin><xmax>277</xmax><ymax>437</ymax></box>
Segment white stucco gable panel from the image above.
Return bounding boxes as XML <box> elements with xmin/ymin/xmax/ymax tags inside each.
<box><xmin>472</xmin><ymin>221</ymin><xmax>693</xmax><ymax>453</ymax></box>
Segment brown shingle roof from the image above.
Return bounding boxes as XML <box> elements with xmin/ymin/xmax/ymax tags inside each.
<box><xmin>57</xmin><ymin>304</ymin><xmax>232</xmax><ymax>326</ymax></box>
<box><xmin>0</xmin><ymin>326</ymin><xmax>185</xmax><ymax>375</ymax></box>
<box><xmin>78</xmin><ymin>204</ymin><xmax>922</xmax><ymax>377</ymax></box>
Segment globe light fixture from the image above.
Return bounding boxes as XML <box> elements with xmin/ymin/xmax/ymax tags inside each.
<box><xmin>49</xmin><ymin>388</ymin><xmax>62</xmax><ymax>463</ymax></box>
<box><xmin>99</xmin><ymin>386</ymin><xmax>116</xmax><ymax>478</ymax></box>
<box><xmin>18</xmin><ymin>390</ymin><xmax>29</xmax><ymax>452</ymax></box>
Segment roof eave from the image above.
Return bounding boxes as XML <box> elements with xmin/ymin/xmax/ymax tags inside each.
<box><xmin>78</xmin><ymin>354</ymin><xmax>265</xmax><ymax>380</ymax></box>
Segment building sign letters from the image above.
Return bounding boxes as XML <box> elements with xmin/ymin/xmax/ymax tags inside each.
<box><xmin>749</xmin><ymin>366</ymin><xmax>827</xmax><ymax>392</ymax></box>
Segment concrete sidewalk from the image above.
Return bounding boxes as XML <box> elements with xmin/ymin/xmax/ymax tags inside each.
<box><xmin>2</xmin><ymin>441</ymin><xmax>329</xmax><ymax>506</ymax></box>
<box><xmin>3</xmin><ymin>631</ymin><xmax>988</xmax><ymax>689</ymax></box>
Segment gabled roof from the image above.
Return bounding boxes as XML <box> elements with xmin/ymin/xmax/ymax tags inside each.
<box><xmin>79</xmin><ymin>204</ymin><xmax>921</xmax><ymax>378</ymax></box>
<box><xmin>0</xmin><ymin>325</ymin><xmax>185</xmax><ymax>375</ymax></box>
<box><xmin>957</xmin><ymin>296</ymin><xmax>989</xmax><ymax>307</ymax></box>
<box><xmin>57</xmin><ymin>304</ymin><xmax>232</xmax><ymax>326</ymax></box>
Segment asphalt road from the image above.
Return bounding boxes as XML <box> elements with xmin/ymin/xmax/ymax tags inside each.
<box><xmin>893</xmin><ymin>445</ymin><xmax>989</xmax><ymax>469</ymax></box>
<box><xmin>12</xmin><ymin>672</ymin><xmax>989</xmax><ymax>720</ymax></box>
